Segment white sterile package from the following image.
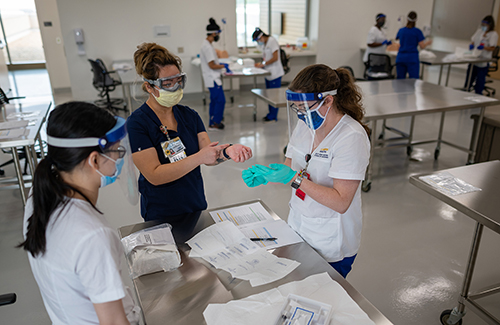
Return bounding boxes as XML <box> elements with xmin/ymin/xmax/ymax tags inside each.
<box><xmin>419</xmin><ymin>49</ymin><xmax>436</xmax><ymax>60</ymax></box>
<box><xmin>419</xmin><ymin>172</ymin><xmax>481</xmax><ymax>196</ymax></box>
<box><xmin>121</xmin><ymin>223</ymin><xmax>181</xmax><ymax>279</ymax></box>
<box><xmin>274</xmin><ymin>294</ymin><xmax>333</xmax><ymax>325</ymax></box>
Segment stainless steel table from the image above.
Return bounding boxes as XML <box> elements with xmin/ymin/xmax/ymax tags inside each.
<box><xmin>419</xmin><ymin>50</ymin><xmax>496</xmax><ymax>87</ymax></box>
<box><xmin>119</xmin><ymin>200</ymin><xmax>393</xmax><ymax>325</ymax></box>
<box><xmin>0</xmin><ymin>101</ymin><xmax>52</xmax><ymax>205</ymax></box>
<box><xmin>409</xmin><ymin>161</ymin><xmax>500</xmax><ymax>325</ymax></box>
<box><xmin>112</xmin><ymin>60</ymin><xmax>138</xmax><ymax>116</ymax></box>
<box><xmin>251</xmin><ymin>80</ymin><xmax>500</xmax><ymax>191</ymax></box>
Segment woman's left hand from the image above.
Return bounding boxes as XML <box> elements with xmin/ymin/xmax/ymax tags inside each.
<box><xmin>226</xmin><ymin>144</ymin><xmax>253</xmax><ymax>162</ymax></box>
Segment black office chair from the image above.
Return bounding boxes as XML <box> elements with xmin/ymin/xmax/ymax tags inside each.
<box><xmin>363</xmin><ymin>53</ymin><xmax>394</xmax><ymax>80</ymax></box>
<box><xmin>0</xmin><ymin>293</ymin><xmax>16</xmax><ymax>306</ymax></box>
<box><xmin>88</xmin><ymin>59</ymin><xmax>127</xmax><ymax>113</ymax></box>
<box><xmin>483</xmin><ymin>46</ymin><xmax>500</xmax><ymax>97</ymax></box>
<box><xmin>0</xmin><ymin>88</ymin><xmax>29</xmax><ymax>177</ymax></box>
<box><xmin>338</xmin><ymin>66</ymin><xmax>365</xmax><ymax>81</ymax></box>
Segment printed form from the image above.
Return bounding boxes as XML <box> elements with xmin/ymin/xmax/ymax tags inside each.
<box><xmin>187</xmin><ymin>221</ymin><xmax>300</xmax><ymax>287</ymax></box>
<box><xmin>209</xmin><ymin>202</ymin><xmax>303</xmax><ymax>250</ymax></box>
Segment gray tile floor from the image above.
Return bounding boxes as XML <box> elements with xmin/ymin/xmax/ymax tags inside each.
<box><xmin>1</xmin><ymin>66</ymin><xmax>499</xmax><ymax>324</ymax></box>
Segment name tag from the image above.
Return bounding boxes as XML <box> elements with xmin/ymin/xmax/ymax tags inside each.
<box><xmin>161</xmin><ymin>137</ymin><xmax>187</xmax><ymax>163</ymax></box>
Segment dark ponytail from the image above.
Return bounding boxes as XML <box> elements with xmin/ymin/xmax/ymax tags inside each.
<box><xmin>289</xmin><ymin>64</ymin><xmax>370</xmax><ymax>136</ymax></box>
<box><xmin>18</xmin><ymin>102</ymin><xmax>116</xmax><ymax>257</ymax></box>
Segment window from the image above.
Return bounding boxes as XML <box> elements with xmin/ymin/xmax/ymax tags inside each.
<box><xmin>236</xmin><ymin>0</ymin><xmax>308</xmax><ymax>48</ymax></box>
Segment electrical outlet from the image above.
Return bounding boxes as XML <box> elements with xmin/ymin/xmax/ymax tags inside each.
<box><xmin>178</xmin><ymin>47</ymin><xmax>184</xmax><ymax>53</ymax></box>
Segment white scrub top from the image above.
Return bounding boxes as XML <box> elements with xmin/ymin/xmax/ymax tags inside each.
<box><xmin>285</xmin><ymin>115</ymin><xmax>370</xmax><ymax>262</ymax></box>
<box><xmin>262</xmin><ymin>36</ymin><xmax>284</xmax><ymax>81</ymax></box>
<box><xmin>363</xmin><ymin>26</ymin><xmax>388</xmax><ymax>62</ymax></box>
<box><xmin>200</xmin><ymin>39</ymin><xmax>223</xmax><ymax>87</ymax></box>
<box><xmin>471</xmin><ymin>29</ymin><xmax>499</xmax><ymax>68</ymax></box>
<box><xmin>23</xmin><ymin>197</ymin><xmax>140</xmax><ymax>325</ymax></box>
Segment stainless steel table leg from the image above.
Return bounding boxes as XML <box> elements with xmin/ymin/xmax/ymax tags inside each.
<box><xmin>446</xmin><ymin>222</ymin><xmax>484</xmax><ymax>324</ymax></box>
<box><xmin>25</xmin><ymin>146</ymin><xmax>36</xmax><ymax>178</ymax></box>
<box><xmin>407</xmin><ymin>115</ymin><xmax>415</xmax><ymax>156</ymax></box>
<box><xmin>363</xmin><ymin>119</ymin><xmax>377</xmax><ymax>192</ymax></box>
<box><xmin>420</xmin><ymin>64</ymin><xmax>425</xmax><ymax>80</ymax></box>
<box><xmin>467</xmin><ymin>106</ymin><xmax>485</xmax><ymax>164</ymax></box>
<box><xmin>125</xmin><ymin>83</ymin><xmax>132</xmax><ymax>116</ymax></box>
<box><xmin>29</xmin><ymin>145</ymin><xmax>38</xmax><ymax>169</ymax></box>
<box><xmin>253</xmin><ymin>77</ymin><xmax>258</xmax><ymax>121</ymax></box>
<box><xmin>438</xmin><ymin>65</ymin><xmax>443</xmax><ymax>85</ymax></box>
<box><xmin>37</xmin><ymin>134</ymin><xmax>45</xmax><ymax>159</ymax></box>
<box><xmin>445</xmin><ymin>65</ymin><xmax>452</xmax><ymax>87</ymax></box>
<box><xmin>435</xmin><ymin>111</ymin><xmax>446</xmax><ymax>160</ymax></box>
<box><xmin>11</xmin><ymin>147</ymin><xmax>27</xmax><ymax>205</ymax></box>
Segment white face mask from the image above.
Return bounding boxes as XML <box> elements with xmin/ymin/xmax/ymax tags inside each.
<box><xmin>152</xmin><ymin>88</ymin><xmax>183</xmax><ymax>107</ymax></box>
<box><xmin>482</xmin><ymin>25</ymin><xmax>488</xmax><ymax>32</ymax></box>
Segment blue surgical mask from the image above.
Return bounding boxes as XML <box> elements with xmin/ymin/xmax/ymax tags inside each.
<box><xmin>297</xmin><ymin>100</ymin><xmax>331</xmax><ymax>130</ymax></box>
<box><xmin>257</xmin><ymin>41</ymin><xmax>265</xmax><ymax>47</ymax></box>
<box><xmin>90</xmin><ymin>155</ymin><xmax>124</xmax><ymax>188</ymax></box>
<box><xmin>482</xmin><ymin>26</ymin><xmax>488</xmax><ymax>32</ymax></box>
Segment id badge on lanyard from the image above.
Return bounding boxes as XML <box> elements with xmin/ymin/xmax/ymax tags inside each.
<box><xmin>159</xmin><ymin>125</ymin><xmax>187</xmax><ymax>163</ymax></box>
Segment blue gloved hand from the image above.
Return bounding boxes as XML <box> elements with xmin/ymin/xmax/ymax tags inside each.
<box><xmin>477</xmin><ymin>43</ymin><xmax>485</xmax><ymax>50</ymax></box>
<box><xmin>469</xmin><ymin>44</ymin><xmax>474</xmax><ymax>50</ymax></box>
<box><xmin>382</xmin><ymin>40</ymin><xmax>392</xmax><ymax>46</ymax></box>
<box><xmin>242</xmin><ymin>167</ymin><xmax>268</xmax><ymax>187</ymax></box>
<box><xmin>222</xmin><ymin>63</ymin><xmax>232</xmax><ymax>73</ymax></box>
<box><xmin>253</xmin><ymin>163</ymin><xmax>297</xmax><ymax>184</ymax></box>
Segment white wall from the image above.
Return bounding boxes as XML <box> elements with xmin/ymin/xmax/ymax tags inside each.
<box><xmin>315</xmin><ymin>0</ymin><xmax>435</xmax><ymax>78</ymax></box>
<box><xmin>35</xmin><ymin>0</ymin><xmax>71</xmax><ymax>90</ymax></box>
<box><xmin>56</xmin><ymin>0</ymin><xmax>238</xmax><ymax>100</ymax></box>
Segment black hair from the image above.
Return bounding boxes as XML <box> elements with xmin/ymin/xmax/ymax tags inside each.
<box><xmin>252</xmin><ymin>27</ymin><xmax>269</xmax><ymax>41</ymax></box>
<box><xmin>483</xmin><ymin>15</ymin><xmax>495</xmax><ymax>31</ymax></box>
<box><xmin>18</xmin><ymin>102</ymin><xmax>116</xmax><ymax>257</ymax></box>
<box><xmin>407</xmin><ymin>11</ymin><xmax>417</xmax><ymax>28</ymax></box>
<box><xmin>206</xmin><ymin>17</ymin><xmax>220</xmax><ymax>33</ymax></box>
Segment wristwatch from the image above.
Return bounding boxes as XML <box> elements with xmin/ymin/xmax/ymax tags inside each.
<box><xmin>222</xmin><ymin>144</ymin><xmax>233</xmax><ymax>160</ymax></box>
<box><xmin>291</xmin><ymin>173</ymin><xmax>303</xmax><ymax>189</ymax></box>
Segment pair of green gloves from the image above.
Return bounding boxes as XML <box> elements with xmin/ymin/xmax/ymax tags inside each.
<box><xmin>242</xmin><ymin>163</ymin><xmax>296</xmax><ymax>187</ymax></box>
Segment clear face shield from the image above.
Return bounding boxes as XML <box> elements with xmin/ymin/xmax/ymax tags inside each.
<box><xmin>46</xmin><ymin>116</ymin><xmax>139</xmax><ymax>205</ymax></box>
<box><xmin>142</xmin><ymin>72</ymin><xmax>187</xmax><ymax>92</ymax></box>
<box><xmin>286</xmin><ymin>89</ymin><xmax>337</xmax><ymax>143</ymax></box>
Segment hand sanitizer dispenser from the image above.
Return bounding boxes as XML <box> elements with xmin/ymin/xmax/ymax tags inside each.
<box><xmin>74</xmin><ymin>28</ymin><xmax>85</xmax><ymax>55</ymax></box>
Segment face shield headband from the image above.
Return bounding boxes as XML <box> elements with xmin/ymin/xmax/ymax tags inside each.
<box><xmin>253</xmin><ymin>31</ymin><xmax>264</xmax><ymax>41</ymax></box>
<box><xmin>142</xmin><ymin>72</ymin><xmax>187</xmax><ymax>92</ymax></box>
<box><xmin>286</xmin><ymin>89</ymin><xmax>337</xmax><ymax>114</ymax></box>
<box><xmin>46</xmin><ymin>116</ymin><xmax>127</xmax><ymax>150</ymax></box>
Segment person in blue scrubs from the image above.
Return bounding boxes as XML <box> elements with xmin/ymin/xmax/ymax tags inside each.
<box><xmin>127</xmin><ymin>43</ymin><xmax>252</xmax><ymax>237</ymax></box>
<box><xmin>395</xmin><ymin>11</ymin><xmax>432</xmax><ymax>79</ymax></box>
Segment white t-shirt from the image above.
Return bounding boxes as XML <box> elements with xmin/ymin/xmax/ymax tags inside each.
<box><xmin>23</xmin><ymin>197</ymin><xmax>140</xmax><ymax>325</ymax></box>
<box><xmin>262</xmin><ymin>36</ymin><xmax>284</xmax><ymax>81</ymax></box>
<box><xmin>363</xmin><ymin>26</ymin><xmax>388</xmax><ymax>62</ymax></box>
<box><xmin>200</xmin><ymin>39</ymin><xmax>223</xmax><ymax>87</ymax></box>
<box><xmin>471</xmin><ymin>29</ymin><xmax>499</xmax><ymax>68</ymax></box>
<box><xmin>285</xmin><ymin>115</ymin><xmax>370</xmax><ymax>262</ymax></box>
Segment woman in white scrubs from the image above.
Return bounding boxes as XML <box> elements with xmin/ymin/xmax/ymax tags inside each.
<box><xmin>242</xmin><ymin>64</ymin><xmax>371</xmax><ymax>278</ymax></box>
<box><xmin>252</xmin><ymin>27</ymin><xmax>284</xmax><ymax>122</ymax></box>
<box><xmin>19</xmin><ymin>102</ymin><xmax>140</xmax><ymax>324</ymax></box>
<box><xmin>363</xmin><ymin>13</ymin><xmax>391</xmax><ymax>64</ymax></box>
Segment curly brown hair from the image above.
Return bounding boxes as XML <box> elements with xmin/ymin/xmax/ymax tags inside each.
<box><xmin>289</xmin><ymin>64</ymin><xmax>370</xmax><ymax>135</ymax></box>
<box><xmin>134</xmin><ymin>42</ymin><xmax>182</xmax><ymax>93</ymax></box>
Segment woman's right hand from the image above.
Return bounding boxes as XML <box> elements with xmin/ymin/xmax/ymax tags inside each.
<box><xmin>196</xmin><ymin>141</ymin><xmax>224</xmax><ymax>165</ymax></box>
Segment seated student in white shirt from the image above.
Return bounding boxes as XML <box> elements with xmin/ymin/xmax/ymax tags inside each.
<box><xmin>19</xmin><ymin>101</ymin><xmax>140</xmax><ymax>324</ymax></box>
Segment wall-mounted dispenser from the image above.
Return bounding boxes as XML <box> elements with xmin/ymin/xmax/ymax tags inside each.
<box><xmin>74</xmin><ymin>28</ymin><xmax>85</xmax><ymax>55</ymax></box>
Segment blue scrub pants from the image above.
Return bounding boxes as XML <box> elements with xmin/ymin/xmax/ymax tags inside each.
<box><xmin>464</xmin><ymin>64</ymin><xmax>489</xmax><ymax>94</ymax></box>
<box><xmin>209</xmin><ymin>82</ymin><xmax>226</xmax><ymax>125</ymax></box>
<box><xmin>329</xmin><ymin>254</ymin><xmax>357</xmax><ymax>278</ymax></box>
<box><xmin>265</xmin><ymin>77</ymin><xmax>282</xmax><ymax>120</ymax></box>
<box><xmin>396</xmin><ymin>62</ymin><xmax>420</xmax><ymax>79</ymax></box>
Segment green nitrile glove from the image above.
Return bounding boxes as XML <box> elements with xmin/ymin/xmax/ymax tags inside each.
<box><xmin>242</xmin><ymin>167</ymin><xmax>268</xmax><ymax>187</ymax></box>
<box><xmin>253</xmin><ymin>163</ymin><xmax>296</xmax><ymax>184</ymax></box>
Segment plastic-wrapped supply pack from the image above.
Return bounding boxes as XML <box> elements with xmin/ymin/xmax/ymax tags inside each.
<box><xmin>121</xmin><ymin>223</ymin><xmax>181</xmax><ymax>279</ymax></box>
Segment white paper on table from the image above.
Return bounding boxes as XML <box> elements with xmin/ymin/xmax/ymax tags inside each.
<box><xmin>0</xmin><ymin>128</ymin><xmax>27</xmax><ymax>139</ymax></box>
<box><xmin>464</xmin><ymin>96</ymin><xmax>497</xmax><ymax>103</ymax></box>
<box><xmin>238</xmin><ymin>219</ymin><xmax>303</xmax><ymax>250</ymax></box>
<box><xmin>7</xmin><ymin>111</ymin><xmax>41</xmax><ymax>119</ymax></box>
<box><xmin>187</xmin><ymin>222</ymin><xmax>300</xmax><ymax>286</ymax></box>
<box><xmin>203</xmin><ymin>272</ymin><xmax>375</xmax><ymax>325</ymax></box>
<box><xmin>0</xmin><ymin>120</ymin><xmax>28</xmax><ymax>130</ymax></box>
<box><xmin>209</xmin><ymin>202</ymin><xmax>275</xmax><ymax>226</ymax></box>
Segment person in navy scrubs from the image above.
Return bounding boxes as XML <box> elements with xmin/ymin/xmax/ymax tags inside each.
<box><xmin>395</xmin><ymin>11</ymin><xmax>432</xmax><ymax>79</ymax></box>
<box><xmin>127</xmin><ymin>43</ymin><xmax>252</xmax><ymax>235</ymax></box>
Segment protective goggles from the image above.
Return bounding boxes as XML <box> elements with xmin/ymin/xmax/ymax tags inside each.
<box><xmin>143</xmin><ymin>72</ymin><xmax>187</xmax><ymax>92</ymax></box>
<box><xmin>286</xmin><ymin>89</ymin><xmax>337</xmax><ymax>114</ymax></box>
<box><xmin>46</xmin><ymin>116</ymin><xmax>128</xmax><ymax>151</ymax></box>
